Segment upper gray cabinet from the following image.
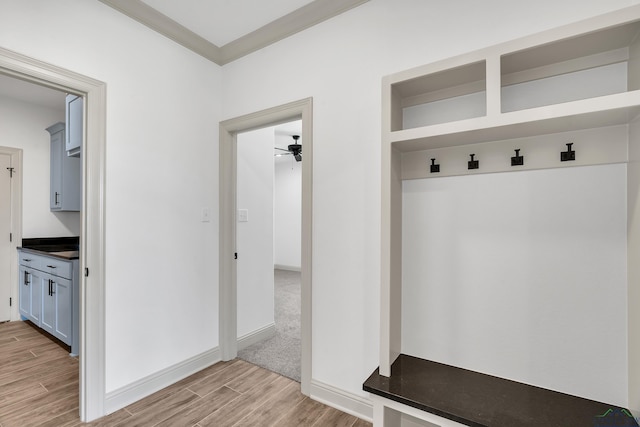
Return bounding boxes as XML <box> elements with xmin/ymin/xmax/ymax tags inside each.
<box><xmin>47</xmin><ymin>122</ymin><xmax>81</xmax><ymax>212</ymax></box>
<box><xmin>65</xmin><ymin>94</ymin><xmax>82</xmax><ymax>157</ymax></box>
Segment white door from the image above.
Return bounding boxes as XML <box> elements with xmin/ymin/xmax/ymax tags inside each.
<box><xmin>0</xmin><ymin>153</ymin><xmax>12</xmax><ymax>322</ymax></box>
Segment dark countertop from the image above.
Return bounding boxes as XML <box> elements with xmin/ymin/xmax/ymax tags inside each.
<box><xmin>363</xmin><ymin>354</ymin><xmax>639</xmax><ymax>427</ymax></box>
<box><xmin>19</xmin><ymin>247</ymin><xmax>79</xmax><ymax>260</ymax></box>
<box><xmin>19</xmin><ymin>237</ymin><xmax>79</xmax><ymax>260</ymax></box>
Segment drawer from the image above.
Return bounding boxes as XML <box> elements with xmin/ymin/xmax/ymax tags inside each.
<box><xmin>41</xmin><ymin>258</ymin><xmax>72</xmax><ymax>279</ymax></box>
<box><xmin>19</xmin><ymin>252</ymin><xmax>41</xmax><ymax>270</ymax></box>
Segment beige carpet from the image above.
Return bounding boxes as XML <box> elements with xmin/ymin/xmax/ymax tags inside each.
<box><xmin>238</xmin><ymin>269</ymin><xmax>301</xmax><ymax>382</ymax></box>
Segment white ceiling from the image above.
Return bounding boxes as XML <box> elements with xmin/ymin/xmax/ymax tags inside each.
<box><xmin>140</xmin><ymin>0</ymin><xmax>316</xmax><ymax>47</ymax></box>
<box><xmin>100</xmin><ymin>0</ymin><xmax>370</xmax><ymax>65</ymax></box>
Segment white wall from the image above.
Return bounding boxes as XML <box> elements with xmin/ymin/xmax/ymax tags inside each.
<box><xmin>402</xmin><ymin>165</ymin><xmax>627</xmax><ymax>406</ymax></box>
<box><xmin>0</xmin><ymin>96</ymin><xmax>79</xmax><ymax>237</ymax></box>
<box><xmin>237</xmin><ymin>127</ymin><xmax>275</xmax><ymax>338</ymax></box>
<box><xmin>274</xmin><ymin>132</ymin><xmax>302</xmax><ymax>270</ymax></box>
<box><xmin>0</xmin><ymin>0</ymin><xmax>221</xmax><ymax>394</ymax></box>
<box><xmin>220</xmin><ymin>0</ymin><xmax>640</xmax><ymax>404</ymax></box>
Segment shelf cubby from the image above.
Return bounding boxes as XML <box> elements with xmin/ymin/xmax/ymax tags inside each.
<box><xmin>391</xmin><ymin>60</ymin><xmax>486</xmax><ymax>131</ymax></box>
<box><xmin>501</xmin><ymin>19</ymin><xmax>640</xmax><ymax>113</ymax></box>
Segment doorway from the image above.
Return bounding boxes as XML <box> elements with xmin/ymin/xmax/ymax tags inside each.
<box><xmin>235</xmin><ymin>120</ymin><xmax>303</xmax><ymax>381</ymax></box>
<box><xmin>0</xmin><ymin>47</ymin><xmax>107</xmax><ymax>421</ymax></box>
<box><xmin>219</xmin><ymin>98</ymin><xmax>312</xmax><ymax>395</ymax></box>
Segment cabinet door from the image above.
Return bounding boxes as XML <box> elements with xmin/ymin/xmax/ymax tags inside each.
<box><xmin>65</xmin><ymin>94</ymin><xmax>82</xmax><ymax>156</ymax></box>
<box><xmin>18</xmin><ymin>265</ymin><xmax>31</xmax><ymax>319</ymax></box>
<box><xmin>53</xmin><ymin>276</ymin><xmax>72</xmax><ymax>345</ymax></box>
<box><xmin>48</xmin><ymin>122</ymin><xmax>80</xmax><ymax>212</ymax></box>
<box><xmin>29</xmin><ymin>269</ymin><xmax>42</xmax><ymax>325</ymax></box>
<box><xmin>50</xmin><ymin>130</ymin><xmax>64</xmax><ymax>210</ymax></box>
<box><xmin>41</xmin><ymin>275</ymin><xmax>55</xmax><ymax>335</ymax></box>
<box><xmin>19</xmin><ymin>267</ymin><xmax>42</xmax><ymax>325</ymax></box>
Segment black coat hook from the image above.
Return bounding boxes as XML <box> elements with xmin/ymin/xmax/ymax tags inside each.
<box><xmin>511</xmin><ymin>149</ymin><xmax>524</xmax><ymax>166</ymax></box>
<box><xmin>468</xmin><ymin>154</ymin><xmax>479</xmax><ymax>170</ymax></box>
<box><xmin>561</xmin><ymin>143</ymin><xmax>575</xmax><ymax>162</ymax></box>
<box><xmin>430</xmin><ymin>158</ymin><xmax>440</xmax><ymax>173</ymax></box>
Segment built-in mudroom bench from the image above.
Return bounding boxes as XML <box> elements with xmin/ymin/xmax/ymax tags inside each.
<box><xmin>18</xmin><ymin>237</ymin><xmax>80</xmax><ymax>356</ymax></box>
<box><xmin>364</xmin><ymin>355</ymin><xmax>639</xmax><ymax>426</ymax></box>
<box><xmin>366</xmin><ymin>4</ymin><xmax>640</xmax><ymax>427</ymax></box>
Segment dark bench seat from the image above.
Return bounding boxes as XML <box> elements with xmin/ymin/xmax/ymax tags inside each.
<box><xmin>364</xmin><ymin>354</ymin><xmax>638</xmax><ymax>427</ymax></box>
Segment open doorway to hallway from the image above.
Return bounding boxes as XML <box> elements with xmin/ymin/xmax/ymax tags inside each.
<box><xmin>235</xmin><ymin>120</ymin><xmax>302</xmax><ymax>382</ymax></box>
<box><xmin>219</xmin><ymin>97</ymin><xmax>312</xmax><ymax>395</ymax></box>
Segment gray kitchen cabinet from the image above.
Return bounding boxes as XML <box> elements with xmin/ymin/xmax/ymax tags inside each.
<box><xmin>65</xmin><ymin>94</ymin><xmax>82</xmax><ymax>157</ymax></box>
<box><xmin>18</xmin><ymin>264</ymin><xmax>42</xmax><ymax>325</ymax></box>
<box><xmin>41</xmin><ymin>274</ymin><xmax>72</xmax><ymax>345</ymax></box>
<box><xmin>47</xmin><ymin>122</ymin><xmax>80</xmax><ymax>211</ymax></box>
<box><xmin>18</xmin><ymin>249</ymin><xmax>79</xmax><ymax>355</ymax></box>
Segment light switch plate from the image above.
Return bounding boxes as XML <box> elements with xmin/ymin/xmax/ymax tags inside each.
<box><xmin>201</xmin><ymin>208</ymin><xmax>211</xmax><ymax>222</ymax></box>
<box><xmin>238</xmin><ymin>209</ymin><xmax>249</xmax><ymax>222</ymax></box>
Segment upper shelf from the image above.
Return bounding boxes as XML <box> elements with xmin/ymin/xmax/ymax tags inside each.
<box><xmin>386</xmin><ymin>5</ymin><xmax>640</xmax><ymax>151</ymax></box>
<box><xmin>393</xmin><ymin>91</ymin><xmax>640</xmax><ymax>151</ymax></box>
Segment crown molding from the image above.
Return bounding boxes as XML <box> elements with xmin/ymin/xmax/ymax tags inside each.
<box><xmin>98</xmin><ymin>0</ymin><xmax>223</xmax><ymax>63</ymax></box>
<box><xmin>218</xmin><ymin>0</ymin><xmax>370</xmax><ymax>64</ymax></box>
<box><xmin>98</xmin><ymin>0</ymin><xmax>370</xmax><ymax>66</ymax></box>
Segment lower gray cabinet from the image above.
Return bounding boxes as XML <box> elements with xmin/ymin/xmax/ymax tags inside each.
<box><xmin>41</xmin><ymin>275</ymin><xmax>72</xmax><ymax>345</ymax></box>
<box><xmin>18</xmin><ymin>265</ymin><xmax>42</xmax><ymax>325</ymax></box>
<box><xmin>18</xmin><ymin>250</ymin><xmax>79</xmax><ymax>355</ymax></box>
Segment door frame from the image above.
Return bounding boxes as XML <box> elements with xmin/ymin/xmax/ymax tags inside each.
<box><xmin>0</xmin><ymin>146</ymin><xmax>22</xmax><ymax>322</ymax></box>
<box><xmin>219</xmin><ymin>98</ymin><xmax>313</xmax><ymax>394</ymax></box>
<box><xmin>0</xmin><ymin>47</ymin><xmax>107</xmax><ymax>421</ymax></box>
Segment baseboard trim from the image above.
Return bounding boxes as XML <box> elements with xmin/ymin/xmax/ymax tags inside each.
<box><xmin>274</xmin><ymin>264</ymin><xmax>301</xmax><ymax>272</ymax></box>
<box><xmin>237</xmin><ymin>323</ymin><xmax>276</xmax><ymax>351</ymax></box>
<box><xmin>310</xmin><ymin>379</ymin><xmax>373</xmax><ymax>422</ymax></box>
<box><xmin>104</xmin><ymin>347</ymin><xmax>221</xmax><ymax>414</ymax></box>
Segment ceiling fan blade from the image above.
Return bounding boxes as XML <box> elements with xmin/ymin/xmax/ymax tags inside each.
<box><xmin>274</xmin><ymin>147</ymin><xmax>290</xmax><ymax>152</ymax></box>
<box><xmin>274</xmin><ymin>153</ymin><xmax>292</xmax><ymax>157</ymax></box>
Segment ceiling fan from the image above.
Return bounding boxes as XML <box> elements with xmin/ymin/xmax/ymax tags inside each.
<box><xmin>274</xmin><ymin>135</ymin><xmax>302</xmax><ymax>162</ymax></box>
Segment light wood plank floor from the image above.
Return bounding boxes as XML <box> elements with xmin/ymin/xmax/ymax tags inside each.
<box><xmin>0</xmin><ymin>321</ymin><xmax>371</xmax><ymax>427</ymax></box>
